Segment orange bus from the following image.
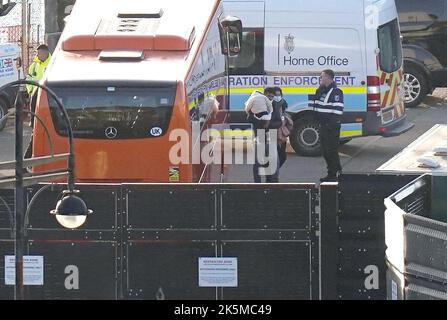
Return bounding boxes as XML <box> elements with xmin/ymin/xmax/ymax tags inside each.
<box><xmin>32</xmin><ymin>0</ymin><xmax>242</xmax><ymax>183</ymax></box>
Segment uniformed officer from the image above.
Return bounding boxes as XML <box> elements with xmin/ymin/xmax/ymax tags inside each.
<box><xmin>312</xmin><ymin>69</ymin><xmax>344</xmax><ymax>182</ymax></box>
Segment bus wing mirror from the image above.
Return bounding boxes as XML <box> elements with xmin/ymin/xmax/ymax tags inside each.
<box><xmin>219</xmin><ymin>16</ymin><xmax>243</xmax><ymax>57</ymax></box>
<box><xmin>0</xmin><ymin>2</ymin><xmax>16</xmax><ymax>17</ymax></box>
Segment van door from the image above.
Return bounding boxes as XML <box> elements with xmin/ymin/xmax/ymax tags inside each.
<box><xmin>377</xmin><ymin>18</ymin><xmax>405</xmax><ymax>125</ymax></box>
<box><xmin>263</xmin><ymin>24</ymin><xmax>367</xmax><ymax>155</ymax></box>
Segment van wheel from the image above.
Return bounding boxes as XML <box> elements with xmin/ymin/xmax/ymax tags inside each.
<box><xmin>403</xmin><ymin>66</ymin><xmax>428</xmax><ymax>108</ymax></box>
<box><xmin>290</xmin><ymin>117</ymin><xmax>322</xmax><ymax>157</ymax></box>
<box><xmin>0</xmin><ymin>97</ymin><xmax>9</xmax><ymax>132</ymax></box>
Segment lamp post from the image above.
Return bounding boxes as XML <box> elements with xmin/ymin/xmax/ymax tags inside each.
<box><xmin>0</xmin><ymin>79</ymin><xmax>92</xmax><ymax>300</ymax></box>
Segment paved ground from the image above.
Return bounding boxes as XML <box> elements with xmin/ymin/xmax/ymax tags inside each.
<box><xmin>1</xmin><ymin>89</ymin><xmax>447</xmax><ymax>182</ymax></box>
<box><xmin>226</xmin><ymin>89</ymin><xmax>447</xmax><ymax>183</ymax></box>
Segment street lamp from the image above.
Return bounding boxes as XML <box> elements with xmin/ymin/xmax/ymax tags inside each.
<box><xmin>51</xmin><ymin>190</ymin><xmax>92</xmax><ymax>229</ymax></box>
<box><xmin>0</xmin><ymin>79</ymin><xmax>92</xmax><ymax>300</ymax></box>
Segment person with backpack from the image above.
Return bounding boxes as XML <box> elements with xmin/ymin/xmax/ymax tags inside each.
<box><xmin>272</xmin><ymin>87</ymin><xmax>293</xmax><ymax>169</ymax></box>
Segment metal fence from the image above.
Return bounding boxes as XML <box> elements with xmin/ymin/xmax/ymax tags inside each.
<box><xmin>385</xmin><ymin>175</ymin><xmax>447</xmax><ymax>300</ymax></box>
<box><xmin>0</xmin><ymin>174</ymin><xmax>420</xmax><ymax>300</ymax></box>
<box><xmin>321</xmin><ymin>173</ymin><xmax>417</xmax><ymax>300</ymax></box>
<box><xmin>0</xmin><ymin>0</ymin><xmax>44</xmax><ymax>73</ymax></box>
<box><xmin>0</xmin><ymin>183</ymin><xmax>320</xmax><ymax>300</ymax></box>
<box><xmin>0</xmin><ymin>25</ymin><xmax>40</xmax><ymax>72</ymax></box>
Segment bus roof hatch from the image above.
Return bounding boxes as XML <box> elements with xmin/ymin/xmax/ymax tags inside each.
<box><xmin>118</xmin><ymin>8</ymin><xmax>164</xmax><ymax>19</ymax></box>
<box><xmin>62</xmin><ymin>12</ymin><xmax>195</xmax><ymax>52</ymax></box>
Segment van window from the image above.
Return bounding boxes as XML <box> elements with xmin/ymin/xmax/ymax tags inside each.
<box><xmin>47</xmin><ymin>84</ymin><xmax>176</xmax><ymax>139</ymax></box>
<box><xmin>378</xmin><ymin>19</ymin><xmax>403</xmax><ymax>73</ymax></box>
<box><xmin>229</xmin><ymin>29</ymin><xmax>264</xmax><ymax>75</ymax></box>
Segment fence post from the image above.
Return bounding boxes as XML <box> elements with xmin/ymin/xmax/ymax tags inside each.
<box><xmin>319</xmin><ymin>182</ymin><xmax>339</xmax><ymax>300</ymax></box>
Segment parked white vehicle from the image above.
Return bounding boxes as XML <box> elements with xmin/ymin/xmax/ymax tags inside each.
<box><xmin>224</xmin><ymin>0</ymin><xmax>414</xmax><ymax>156</ymax></box>
<box><xmin>0</xmin><ymin>42</ymin><xmax>21</xmax><ymax>131</ymax></box>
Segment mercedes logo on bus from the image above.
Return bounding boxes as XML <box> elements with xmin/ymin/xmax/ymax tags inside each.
<box><xmin>105</xmin><ymin>127</ymin><xmax>118</xmax><ymax>139</ymax></box>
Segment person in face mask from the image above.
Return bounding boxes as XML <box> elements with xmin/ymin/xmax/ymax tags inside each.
<box><xmin>273</xmin><ymin>87</ymin><xmax>288</xmax><ymax>112</ymax></box>
<box><xmin>269</xmin><ymin>87</ymin><xmax>292</xmax><ymax>169</ymax></box>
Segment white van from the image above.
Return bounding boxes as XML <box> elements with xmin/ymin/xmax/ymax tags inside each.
<box><xmin>0</xmin><ymin>42</ymin><xmax>21</xmax><ymax>131</ymax></box>
<box><xmin>224</xmin><ymin>0</ymin><xmax>414</xmax><ymax>156</ymax></box>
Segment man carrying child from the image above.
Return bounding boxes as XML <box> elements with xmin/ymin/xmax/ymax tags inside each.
<box><xmin>245</xmin><ymin>87</ymin><xmax>277</xmax><ymax>183</ymax></box>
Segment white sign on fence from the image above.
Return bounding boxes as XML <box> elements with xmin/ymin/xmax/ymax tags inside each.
<box><xmin>199</xmin><ymin>257</ymin><xmax>238</xmax><ymax>288</ymax></box>
<box><xmin>4</xmin><ymin>255</ymin><xmax>44</xmax><ymax>286</ymax></box>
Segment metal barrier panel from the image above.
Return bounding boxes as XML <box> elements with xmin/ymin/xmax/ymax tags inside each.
<box><xmin>0</xmin><ymin>241</ymin><xmax>14</xmax><ymax>300</ymax></box>
<box><xmin>0</xmin><ymin>240</ymin><xmax>117</xmax><ymax>300</ymax></box>
<box><xmin>123</xmin><ymin>184</ymin><xmax>218</xmax><ymax>300</ymax></box>
<box><xmin>388</xmin><ymin>262</ymin><xmax>447</xmax><ymax>300</ymax></box>
<box><xmin>221</xmin><ymin>241</ymin><xmax>313</xmax><ymax>300</ymax></box>
<box><xmin>220</xmin><ymin>186</ymin><xmax>314</xmax><ymax>230</ymax></box>
<box><xmin>405</xmin><ymin>215</ymin><xmax>447</xmax><ymax>277</ymax></box>
<box><xmin>26</xmin><ymin>184</ymin><xmax>120</xmax><ymax>232</ymax></box>
<box><xmin>123</xmin><ymin>184</ymin><xmax>319</xmax><ymax>300</ymax></box>
<box><xmin>385</xmin><ymin>175</ymin><xmax>447</xmax><ymax>300</ymax></box>
<box><xmin>26</xmin><ymin>241</ymin><xmax>118</xmax><ymax>300</ymax></box>
<box><xmin>0</xmin><ymin>184</ymin><xmax>121</xmax><ymax>300</ymax></box>
<box><xmin>125</xmin><ymin>184</ymin><xmax>217</xmax><ymax>230</ymax></box>
<box><xmin>337</xmin><ymin>174</ymin><xmax>417</xmax><ymax>300</ymax></box>
<box><xmin>319</xmin><ymin>183</ymin><xmax>338</xmax><ymax>300</ymax></box>
<box><xmin>126</xmin><ymin>242</ymin><xmax>217</xmax><ymax>300</ymax></box>
<box><xmin>221</xmin><ymin>184</ymin><xmax>318</xmax><ymax>300</ymax></box>
<box><xmin>431</xmin><ymin>176</ymin><xmax>447</xmax><ymax>223</ymax></box>
<box><xmin>5</xmin><ymin>177</ymin><xmax>430</xmax><ymax>300</ymax></box>
<box><xmin>0</xmin><ymin>189</ymin><xmax>14</xmax><ymax>232</ymax></box>
<box><xmin>404</xmin><ymin>277</ymin><xmax>447</xmax><ymax>300</ymax></box>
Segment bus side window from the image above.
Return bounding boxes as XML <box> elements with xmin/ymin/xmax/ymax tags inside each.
<box><xmin>229</xmin><ymin>29</ymin><xmax>264</xmax><ymax>75</ymax></box>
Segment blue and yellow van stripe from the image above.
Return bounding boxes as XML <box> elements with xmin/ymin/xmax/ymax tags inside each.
<box><xmin>340</xmin><ymin>123</ymin><xmax>363</xmax><ymax>138</ymax></box>
<box><xmin>229</xmin><ymin>86</ymin><xmax>367</xmax><ymax>112</ymax></box>
<box><xmin>188</xmin><ymin>85</ymin><xmax>366</xmax><ymax>140</ymax></box>
<box><xmin>208</xmin><ymin>123</ymin><xmax>363</xmax><ymax>140</ymax></box>
<box><xmin>230</xmin><ymin>86</ymin><xmax>367</xmax><ymax>95</ymax></box>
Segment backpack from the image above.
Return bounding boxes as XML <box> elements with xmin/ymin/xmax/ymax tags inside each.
<box><xmin>278</xmin><ymin>113</ymin><xmax>294</xmax><ymax>144</ymax></box>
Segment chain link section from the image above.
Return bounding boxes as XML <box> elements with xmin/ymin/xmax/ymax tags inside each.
<box><xmin>0</xmin><ymin>0</ymin><xmax>44</xmax><ymax>72</ymax></box>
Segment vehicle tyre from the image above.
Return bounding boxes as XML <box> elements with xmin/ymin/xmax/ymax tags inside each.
<box><xmin>0</xmin><ymin>97</ymin><xmax>9</xmax><ymax>132</ymax></box>
<box><xmin>403</xmin><ymin>66</ymin><xmax>428</xmax><ymax>108</ymax></box>
<box><xmin>290</xmin><ymin>117</ymin><xmax>322</xmax><ymax>157</ymax></box>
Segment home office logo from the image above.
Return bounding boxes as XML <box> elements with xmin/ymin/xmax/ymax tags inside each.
<box><xmin>284</xmin><ymin>34</ymin><xmax>295</xmax><ymax>55</ymax></box>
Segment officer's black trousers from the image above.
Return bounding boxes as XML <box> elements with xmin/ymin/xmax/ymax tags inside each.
<box><xmin>320</xmin><ymin>123</ymin><xmax>342</xmax><ymax>177</ymax></box>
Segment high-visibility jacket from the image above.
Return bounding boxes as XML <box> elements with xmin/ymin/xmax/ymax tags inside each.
<box><xmin>311</xmin><ymin>83</ymin><xmax>344</xmax><ymax>124</ymax></box>
<box><xmin>27</xmin><ymin>54</ymin><xmax>52</xmax><ymax>96</ymax></box>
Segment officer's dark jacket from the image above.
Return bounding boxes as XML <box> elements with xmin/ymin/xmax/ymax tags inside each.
<box><xmin>311</xmin><ymin>82</ymin><xmax>344</xmax><ymax>125</ymax></box>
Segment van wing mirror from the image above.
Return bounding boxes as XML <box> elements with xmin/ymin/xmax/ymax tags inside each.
<box><xmin>0</xmin><ymin>2</ymin><xmax>16</xmax><ymax>17</ymax></box>
<box><xmin>219</xmin><ymin>16</ymin><xmax>243</xmax><ymax>57</ymax></box>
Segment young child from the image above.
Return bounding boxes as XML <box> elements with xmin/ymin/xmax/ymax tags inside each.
<box><xmin>245</xmin><ymin>87</ymin><xmax>275</xmax><ymax>130</ymax></box>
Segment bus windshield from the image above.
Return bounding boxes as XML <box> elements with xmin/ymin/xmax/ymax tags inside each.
<box><xmin>378</xmin><ymin>19</ymin><xmax>403</xmax><ymax>73</ymax></box>
<box><xmin>47</xmin><ymin>84</ymin><xmax>176</xmax><ymax>139</ymax></box>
